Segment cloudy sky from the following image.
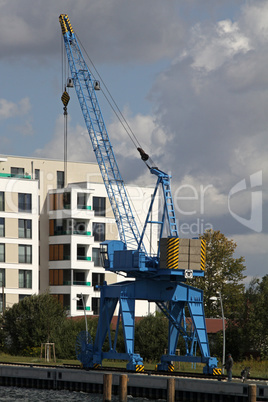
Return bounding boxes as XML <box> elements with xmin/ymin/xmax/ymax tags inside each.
<box><xmin>0</xmin><ymin>0</ymin><xmax>267</xmax><ymax>281</ymax></box>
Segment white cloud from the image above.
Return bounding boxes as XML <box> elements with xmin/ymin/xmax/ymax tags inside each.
<box><xmin>108</xmin><ymin>109</ymin><xmax>167</xmax><ymax>161</ymax></box>
<box><xmin>172</xmin><ymin>174</ymin><xmax>228</xmax><ymax>218</ymax></box>
<box><xmin>0</xmin><ymin>0</ymin><xmax>185</xmax><ymax>63</ymax></box>
<box><xmin>233</xmin><ymin>232</ymin><xmax>268</xmax><ymax>255</ymax></box>
<box><xmin>150</xmin><ymin>2</ymin><xmax>268</xmax><ymax>199</ymax></box>
<box><xmin>183</xmin><ymin>19</ymin><xmax>251</xmax><ymax>73</ymax></box>
<box><xmin>241</xmin><ymin>1</ymin><xmax>268</xmax><ymax>44</ymax></box>
<box><xmin>34</xmin><ymin>115</ymin><xmax>94</xmax><ymax>162</ymax></box>
<box><xmin>0</xmin><ymin>98</ymin><xmax>31</xmax><ymax>119</ymax></box>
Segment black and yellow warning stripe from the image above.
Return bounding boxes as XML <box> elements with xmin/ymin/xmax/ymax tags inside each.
<box><xmin>168</xmin><ymin>364</ymin><xmax>175</xmax><ymax>372</ymax></box>
<box><xmin>167</xmin><ymin>237</ymin><xmax>179</xmax><ymax>270</ymax></box>
<box><xmin>213</xmin><ymin>368</ymin><xmax>222</xmax><ymax>375</ymax></box>
<box><xmin>93</xmin><ymin>363</ymin><xmax>100</xmax><ymax>369</ymax></box>
<box><xmin>61</xmin><ymin>91</ymin><xmax>70</xmax><ymax>107</ymax></box>
<box><xmin>136</xmin><ymin>365</ymin><xmax>144</xmax><ymax>372</ymax></box>
<box><xmin>200</xmin><ymin>239</ymin><xmax>206</xmax><ymax>271</ymax></box>
<box><xmin>59</xmin><ymin>14</ymin><xmax>74</xmax><ymax>36</ymax></box>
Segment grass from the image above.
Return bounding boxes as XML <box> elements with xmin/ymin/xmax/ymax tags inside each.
<box><xmin>0</xmin><ymin>352</ymin><xmax>78</xmax><ymax>366</ymax></box>
<box><xmin>0</xmin><ymin>353</ymin><xmax>267</xmax><ymax>379</ymax></box>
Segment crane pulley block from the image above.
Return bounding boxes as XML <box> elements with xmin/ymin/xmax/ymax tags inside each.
<box><xmin>61</xmin><ymin>91</ymin><xmax>70</xmax><ymax>107</ymax></box>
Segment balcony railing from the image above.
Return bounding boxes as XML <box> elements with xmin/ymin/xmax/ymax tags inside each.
<box><xmin>0</xmin><ymin>173</ymin><xmax>31</xmax><ymax>179</ymax></box>
<box><xmin>77</xmin><ymin>306</ymin><xmax>90</xmax><ymax>311</ymax></box>
<box><xmin>73</xmin><ymin>281</ymin><xmax>91</xmax><ymax>286</ymax></box>
<box><xmin>52</xmin><ymin>230</ymin><xmax>91</xmax><ymax>236</ymax></box>
<box><xmin>54</xmin><ymin>281</ymin><xmax>91</xmax><ymax>286</ymax></box>
<box><xmin>77</xmin><ymin>256</ymin><xmax>91</xmax><ymax>261</ymax></box>
<box><xmin>77</xmin><ymin>205</ymin><xmax>92</xmax><ymax>210</ymax></box>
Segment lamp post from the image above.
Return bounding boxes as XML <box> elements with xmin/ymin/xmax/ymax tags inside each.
<box><xmin>210</xmin><ymin>291</ymin><xmax>225</xmax><ymax>374</ymax></box>
<box><xmin>73</xmin><ymin>293</ymin><xmax>88</xmax><ymax>333</ymax></box>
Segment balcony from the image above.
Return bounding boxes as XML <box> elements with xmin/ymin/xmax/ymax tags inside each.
<box><xmin>77</xmin><ymin>306</ymin><xmax>91</xmax><ymax>311</ymax></box>
<box><xmin>77</xmin><ymin>256</ymin><xmax>91</xmax><ymax>261</ymax></box>
<box><xmin>62</xmin><ymin>280</ymin><xmax>91</xmax><ymax>286</ymax></box>
<box><xmin>52</xmin><ymin>230</ymin><xmax>92</xmax><ymax>236</ymax></box>
<box><xmin>0</xmin><ymin>173</ymin><xmax>31</xmax><ymax>179</ymax></box>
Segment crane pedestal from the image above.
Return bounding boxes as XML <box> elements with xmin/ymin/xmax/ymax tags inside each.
<box><xmin>86</xmin><ymin>279</ymin><xmax>218</xmax><ymax>374</ymax></box>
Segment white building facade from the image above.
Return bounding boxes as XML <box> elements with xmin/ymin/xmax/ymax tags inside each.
<box><xmin>0</xmin><ymin>172</ymin><xmax>39</xmax><ymax>310</ymax></box>
<box><xmin>0</xmin><ymin>155</ymin><xmax>158</xmax><ymax>317</ymax></box>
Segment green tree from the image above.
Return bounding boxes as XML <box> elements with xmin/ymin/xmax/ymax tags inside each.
<box><xmin>238</xmin><ymin>275</ymin><xmax>268</xmax><ymax>359</ymax></box>
<box><xmin>1</xmin><ymin>293</ymin><xmax>66</xmax><ymax>355</ymax></box>
<box><xmin>135</xmin><ymin>314</ymin><xmax>169</xmax><ymax>361</ymax></box>
<box><xmin>192</xmin><ymin>230</ymin><xmax>246</xmax><ymax>320</ymax></box>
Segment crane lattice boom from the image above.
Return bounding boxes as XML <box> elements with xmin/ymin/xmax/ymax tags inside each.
<box><xmin>59</xmin><ymin>14</ymin><xmax>146</xmax><ymax>253</ymax></box>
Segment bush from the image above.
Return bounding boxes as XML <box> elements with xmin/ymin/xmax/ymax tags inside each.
<box><xmin>135</xmin><ymin>315</ymin><xmax>168</xmax><ymax>361</ymax></box>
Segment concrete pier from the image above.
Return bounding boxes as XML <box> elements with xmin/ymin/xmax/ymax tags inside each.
<box><xmin>0</xmin><ymin>365</ymin><xmax>267</xmax><ymax>401</ymax></box>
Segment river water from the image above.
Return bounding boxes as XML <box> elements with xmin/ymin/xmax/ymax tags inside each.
<box><xmin>0</xmin><ymin>386</ymin><xmax>164</xmax><ymax>401</ymax></box>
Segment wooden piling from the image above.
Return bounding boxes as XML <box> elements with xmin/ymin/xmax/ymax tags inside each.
<box><xmin>248</xmin><ymin>384</ymin><xmax>256</xmax><ymax>402</ymax></box>
<box><xmin>119</xmin><ymin>374</ymin><xmax>128</xmax><ymax>402</ymax></box>
<box><xmin>167</xmin><ymin>377</ymin><xmax>175</xmax><ymax>402</ymax></box>
<box><xmin>103</xmin><ymin>373</ymin><xmax>112</xmax><ymax>402</ymax></box>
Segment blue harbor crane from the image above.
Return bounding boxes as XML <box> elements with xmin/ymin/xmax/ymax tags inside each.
<box><xmin>59</xmin><ymin>14</ymin><xmax>219</xmax><ymax>374</ymax></box>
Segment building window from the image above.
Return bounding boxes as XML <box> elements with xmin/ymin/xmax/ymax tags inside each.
<box><xmin>18</xmin><ymin>219</ymin><xmax>32</xmax><ymax>238</ymax></box>
<box><xmin>49</xmin><ymin>244</ymin><xmax>70</xmax><ymax>261</ymax></box>
<box><xmin>0</xmin><ymin>192</ymin><xmax>4</xmax><ymax>212</ymax></box>
<box><xmin>76</xmin><ymin>295</ymin><xmax>84</xmax><ymax>311</ymax></box>
<box><xmin>0</xmin><ymin>244</ymin><xmax>5</xmax><ymax>262</ymax></box>
<box><xmin>18</xmin><ymin>245</ymin><xmax>32</xmax><ymax>264</ymax></box>
<box><xmin>0</xmin><ymin>269</ymin><xmax>5</xmax><ymax>287</ymax></box>
<box><xmin>92</xmin><ymin>297</ymin><xmax>100</xmax><ymax>315</ymax></box>
<box><xmin>18</xmin><ymin>193</ymin><xmax>32</xmax><ymax>213</ymax></box>
<box><xmin>57</xmin><ymin>171</ymin><xmax>64</xmax><ymax>189</ymax></box>
<box><xmin>0</xmin><ymin>218</ymin><xmax>5</xmax><ymax>237</ymax></box>
<box><xmin>35</xmin><ymin>169</ymin><xmax>40</xmax><ymax>189</ymax></box>
<box><xmin>93</xmin><ymin>197</ymin><xmax>106</xmax><ymax>216</ymax></box>
<box><xmin>19</xmin><ymin>270</ymin><xmax>32</xmax><ymax>288</ymax></box>
<box><xmin>77</xmin><ymin>245</ymin><xmax>86</xmax><ymax>260</ymax></box>
<box><xmin>51</xmin><ymin>294</ymin><xmax>70</xmax><ymax>310</ymax></box>
<box><xmin>49</xmin><ymin>192</ymin><xmax>70</xmax><ymax>211</ymax></box>
<box><xmin>93</xmin><ymin>222</ymin><xmax>105</xmax><ymax>242</ymax></box>
<box><xmin>74</xmin><ymin>271</ymin><xmax>85</xmax><ymax>285</ymax></box>
<box><xmin>49</xmin><ymin>219</ymin><xmax>63</xmax><ymax>236</ymax></box>
<box><xmin>63</xmin><ymin>192</ymin><xmax>71</xmax><ymax>209</ymax></box>
<box><xmin>92</xmin><ymin>248</ymin><xmax>101</xmax><ymax>266</ymax></box>
<box><xmin>75</xmin><ymin>221</ymin><xmax>86</xmax><ymax>234</ymax></box>
<box><xmin>19</xmin><ymin>295</ymin><xmax>29</xmax><ymax>302</ymax></box>
<box><xmin>49</xmin><ymin>269</ymin><xmax>64</xmax><ymax>286</ymax></box>
<box><xmin>77</xmin><ymin>193</ymin><xmax>87</xmax><ymax>209</ymax></box>
<box><xmin>11</xmin><ymin>167</ymin><xmax>24</xmax><ymax>177</ymax></box>
<box><xmin>92</xmin><ymin>273</ymin><xmax>104</xmax><ymax>290</ymax></box>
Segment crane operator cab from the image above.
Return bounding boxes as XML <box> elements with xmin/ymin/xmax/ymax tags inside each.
<box><xmin>100</xmin><ymin>240</ymin><xmax>151</xmax><ymax>276</ymax></box>
<box><xmin>100</xmin><ymin>240</ymin><xmax>126</xmax><ymax>270</ymax></box>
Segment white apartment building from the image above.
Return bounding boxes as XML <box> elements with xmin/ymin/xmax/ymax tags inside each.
<box><xmin>0</xmin><ymin>155</ymin><xmax>158</xmax><ymax>317</ymax></box>
<box><xmin>0</xmin><ymin>164</ymin><xmax>39</xmax><ymax>311</ymax></box>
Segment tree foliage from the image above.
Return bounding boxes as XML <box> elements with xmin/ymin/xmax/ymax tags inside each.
<box><xmin>135</xmin><ymin>314</ymin><xmax>169</xmax><ymax>361</ymax></box>
<box><xmin>228</xmin><ymin>275</ymin><xmax>268</xmax><ymax>360</ymax></box>
<box><xmin>1</xmin><ymin>293</ymin><xmax>66</xmax><ymax>356</ymax></box>
<box><xmin>191</xmin><ymin>230</ymin><xmax>246</xmax><ymax>319</ymax></box>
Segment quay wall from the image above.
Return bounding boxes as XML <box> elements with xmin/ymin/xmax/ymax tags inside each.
<box><xmin>0</xmin><ymin>365</ymin><xmax>267</xmax><ymax>401</ymax></box>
